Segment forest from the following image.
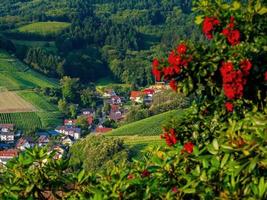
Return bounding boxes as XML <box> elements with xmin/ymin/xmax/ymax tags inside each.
<box><xmin>0</xmin><ymin>0</ymin><xmax>201</xmax><ymax>87</ymax></box>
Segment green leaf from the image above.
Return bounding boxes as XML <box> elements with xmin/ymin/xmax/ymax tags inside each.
<box><xmin>78</xmin><ymin>169</ymin><xmax>85</xmax><ymax>183</ymax></box>
<box><xmin>183</xmin><ymin>188</ymin><xmax>196</xmax><ymax>194</ymax></box>
<box><xmin>212</xmin><ymin>139</ymin><xmax>219</xmax><ymax>151</ymax></box>
<box><xmin>248</xmin><ymin>157</ymin><xmax>258</xmax><ymax>173</ymax></box>
<box><xmin>195</xmin><ymin>15</ymin><xmax>204</xmax><ymax>25</ymax></box>
<box><xmin>231</xmin><ymin>1</ymin><xmax>241</xmax><ymax>10</ymax></box>
<box><xmin>259</xmin><ymin>177</ymin><xmax>266</xmax><ymax>198</ymax></box>
<box><xmin>258</xmin><ymin>7</ymin><xmax>267</xmax><ymax>15</ymax></box>
<box><xmin>255</xmin><ymin>0</ymin><xmax>262</xmax><ymax>12</ymax></box>
<box><xmin>220</xmin><ymin>154</ymin><xmax>230</xmax><ymax>168</ymax></box>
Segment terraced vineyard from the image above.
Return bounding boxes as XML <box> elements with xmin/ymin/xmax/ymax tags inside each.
<box><xmin>108</xmin><ymin>109</ymin><xmax>186</xmax><ymax>136</ymax></box>
<box><xmin>0</xmin><ymin>112</ymin><xmax>42</xmax><ymax>131</ymax></box>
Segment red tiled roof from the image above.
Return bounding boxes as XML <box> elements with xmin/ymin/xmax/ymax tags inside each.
<box><xmin>130</xmin><ymin>91</ymin><xmax>144</xmax><ymax>98</ymax></box>
<box><xmin>0</xmin><ymin>149</ymin><xmax>18</xmax><ymax>157</ymax></box>
<box><xmin>143</xmin><ymin>88</ymin><xmax>155</xmax><ymax>95</ymax></box>
<box><xmin>0</xmin><ymin>124</ymin><xmax>15</xmax><ymax>129</ymax></box>
<box><xmin>96</xmin><ymin>127</ymin><xmax>113</xmax><ymax>133</ymax></box>
<box><xmin>87</xmin><ymin>116</ymin><xmax>93</xmax><ymax>125</ymax></box>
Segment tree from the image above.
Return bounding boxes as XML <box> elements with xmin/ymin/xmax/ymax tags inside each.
<box><xmin>60</xmin><ymin>76</ymin><xmax>79</xmax><ymax>103</ymax></box>
<box><xmin>58</xmin><ymin>99</ymin><xmax>68</xmax><ymax>115</ymax></box>
<box><xmin>69</xmin><ymin>104</ymin><xmax>77</xmax><ymax>118</ymax></box>
<box><xmin>80</xmin><ymin>88</ymin><xmax>97</xmax><ymax>108</ymax></box>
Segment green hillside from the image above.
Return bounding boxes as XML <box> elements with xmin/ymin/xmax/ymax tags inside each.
<box><xmin>0</xmin><ymin>50</ymin><xmax>62</xmax><ymax>131</ymax></box>
<box><xmin>107</xmin><ymin>109</ymin><xmax>186</xmax><ymax>136</ymax></box>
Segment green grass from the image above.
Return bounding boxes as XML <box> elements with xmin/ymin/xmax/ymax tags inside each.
<box><xmin>0</xmin><ymin>112</ymin><xmax>42</xmax><ymax>131</ymax></box>
<box><xmin>107</xmin><ymin>109</ymin><xmax>186</xmax><ymax>136</ymax></box>
<box><xmin>17</xmin><ymin>21</ymin><xmax>71</xmax><ymax>36</ymax></box>
<box><xmin>18</xmin><ymin>91</ymin><xmax>58</xmax><ymax>112</ymax></box>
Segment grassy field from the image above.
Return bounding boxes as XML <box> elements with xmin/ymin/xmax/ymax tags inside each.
<box><xmin>0</xmin><ymin>91</ymin><xmax>36</xmax><ymax>113</ymax></box>
<box><xmin>17</xmin><ymin>21</ymin><xmax>71</xmax><ymax>36</ymax></box>
<box><xmin>0</xmin><ymin>51</ymin><xmax>58</xmax><ymax>90</ymax></box>
<box><xmin>107</xmin><ymin>109</ymin><xmax>186</xmax><ymax>136</ymax></box>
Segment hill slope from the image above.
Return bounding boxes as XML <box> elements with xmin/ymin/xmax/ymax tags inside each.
<box><xmin>107</xmin><ymin>109</ymin><xmax>186</xmax><ymax>136</ymax></box>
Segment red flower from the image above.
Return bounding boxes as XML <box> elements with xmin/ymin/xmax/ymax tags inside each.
<box><xmin>152</xmin><ymin>68</ymin><xmax>161</xmax><ymax>81</ymax></box>
<box><xmin>169</xmin><ymin>80</ymin><xmax>178</xmax><ymax>91</ymax></box>
<box><xmin>152</xmin><ymin>58</ymin><xmax>159</xmax><ymax>68</ymax></box>
<box><xmin>172</xmin><ymin>186</ymin><xmax>178</xmax><ymax>193</ymax></box>
<box><xmin>225</xmin><ymin>102</ymin><xmax>234</xmax><ymax>112</ymax></box>
<box><xmin>162</xmin><ymin>128</ymin><xmax>178</xmax><ymax>147</ymax></box>
<box><xmin>240</xmin><ymin>59</ymin><xmax>252</xmax><ymax>76</ymax></box>
<box><xmin>127</xmin><ymin>174</ymin><xmax>134</xmax><ymax>180</ymax></box>
<box><xmin>202</xmin><ymin>17</ymin><xmax>220</xmax><ymax>39</ymax></box>
<box><xmin>168</xmin><ymin>51</ymin><xmax>181</xmax><ymax>66</ymax></box>
<box><xmin>183</xmin><ymin>142</ymin><xmax>194</xmax><ymax>154</ymax></box>
<box><xmin>223</xmin><ymin>84</ymin><xmax>236</xmax><ymax>99</ymax></box>
<box><xmin>227</xmin><ymin>29</ymin><xmax>240</xmax><ymax>46</ymax></box>
<box><xmin>265</xmin><ymin>71</ymin><xmax>267</xmax><ymax>81</ymax></box>
<box><xmin>177</xmin><ymin>43</ymin><xmax>187</xmax><ymax>54</ymax></box>
<box><xmin>141</xmin><ymin>170</ymin><xmax>150</xmax><ymax>178</ymax></box>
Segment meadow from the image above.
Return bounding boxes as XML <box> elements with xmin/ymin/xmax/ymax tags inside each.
<box><xmin>17</xmin><ymin>21</ymin><xmax>71</xmax><ymax>36</ymax></box>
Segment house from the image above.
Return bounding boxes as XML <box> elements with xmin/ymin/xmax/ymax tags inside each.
<box><xmin>109</xmin><ymin>96</ymin><xmax>122</xmax><ymax>105</ymax></box>
<box><xmin>0</xmin><ymin>124</ymin><xmax>15</xmax><ymax>143</ymax></box>
<box><xmin>0</xmin><ymin>149</ymin><xmax>18</xmax><ymax>165</ymax></box>
<box><xmin>37</xmin><ymin>135</ymin><xmax>50</xmax><ymax>147</ymax></box>
<box><xmin>55</xmin><ymin>126</ymin><xmax>81</xmax><ymax>140</ymax></box>
<box><xmin>144</xmin><ymin>88</ymin><xmax>155</xmax><ymax>96</ymax></box>
<box><xmin>109</xmin><ymin>111</ymin><xmax>123</xmax><ymax>121</ymax></box>
<box><xmin>103</xmin><ymin>89</ymin><xmax>116</xmax><ymax>98</ymax></box>
<box><xmin>64</xmin><ymin>119</ymin><xmax>77</xmax><ymax>126</ymax></box>
<box><xmin>81</xmin><ymin>108</ymin><xmax>95</xmax><ymax>116</ymax></box>
<box><xmin>16</xmin><ymin>137</ymin><xmax>34</xmax><ymax>151</ymax></box>
<box><xmin>130</xmin><ymin>91</ymin><xmax>145</xmax><ymax>103</ymax></box>
<box><xmin>95</xmin><ymin>126</ymin><xmax>113</xmax><ymax>134</ymax></box>
<box><xmin>60</xmin><ymin>135</ymin><xmax>75</xmax><ymax>146</ymax></box>
<box><xmin>51</xmin><ymin>145</ymin><xmax>65</xmax><ymax>160</ymax></box>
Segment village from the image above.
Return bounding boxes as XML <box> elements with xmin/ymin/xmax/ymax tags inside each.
<box><xmin>0</xmin><ymin>82</ymin><xmax>168</xmax><ymax>165</ymax></box>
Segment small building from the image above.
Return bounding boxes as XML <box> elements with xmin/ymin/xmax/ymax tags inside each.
<box><xmin>0</xmin><ymin>149</ymin><xmax>18</xmax><ymax>165</ymax></box>
<box><xmin>64</xmin><ymin>119</ymin><xmax>77</xmax><ymax>126</ymax></box>
<box><xmin>16</xmin><ymin>137</ymin><xmax>34</xmax><ymax>151</ymax></box>
<box><xmin>81</xmin><ymin>108</ymin><xmax>95</xmax><ymax>116</ymax></box>
<box><xmin>103</xmin><ymin>89</ymin><xmax>116</xmax><ymax>98</ymax></box>
<box><xmin>130</xmin><ymin>91</ymin><xmax>144</xmax><ymax>103</ymax></box>
<box><xmin>55</xmin><ymin>126</ymin><xmax>81</xmax><ymax>140</ymax></box>
<box><xmin>0</xmin><ymin>124</ymin><xmax>15</xmax><ymax>143</ymax></box>
<box><xmin>109</xmin><ymin>111</ymin><xmax>123</xmax><ymax>121</ymax></box>
<box><xmin>60</xmin><ymin>135</ymin><xmax>75</xmax><ymax>146</ymax></box>
<box><xmin>37</xmin><ymin>135</ymin><xmax>50</xmax><ymax>147</ymax></box>
<box><xmin>109</xmin><ymin>96</ymin><xmax>122</xmax><ymax>105</ymax></box>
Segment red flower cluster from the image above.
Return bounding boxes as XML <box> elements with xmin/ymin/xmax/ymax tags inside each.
<box><xmin>141</xmin><ymin>170</ymin><xmax>150</xmax><ymax>178</ymax></box>
<box><xmin>221</xmin><ymin>16</ymin><xmax>241</xmax><ymax>46</ymax></box>
<box><xmin>183</xmin><ymin>142</ymin><xmax>194</xmax><ymax>154</ymax></box>
<box><xmin>265</xmin><ymin>71</ymin><xmax>267</xmax><ymax>81</ymax></box>
<box><xmin>161</xmin><ymin>128</ymin><xmax>178</xmax><ymax>147</ymax></box>
<box><xmin>225</xmin><ymin>102</ymin><xmax>234</xmax><ymax>112</ymax></box>
<box><xmin>220</xmin><ymin>60</ymin><xmax>252</xmax><ymax>99</ymax></box>
<box><xmin>202</xmin><ymin>16</ymin><xmax>220</xmax><ymax>39</ymax></box>
<box><xmin>152</xmin><ymin>58</ymin><xmax>161</xmax><ymax>81</ymax></box>
<box><xmin>152</xmin><ymin>43</ymin><xmax>192</xmax><ymax>91</ymax></box>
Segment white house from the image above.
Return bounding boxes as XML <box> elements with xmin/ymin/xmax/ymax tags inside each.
<box><xmin>55</xmin><ymin>126</ymin><xmax>81</xmax><ymax>140</ymax></box>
